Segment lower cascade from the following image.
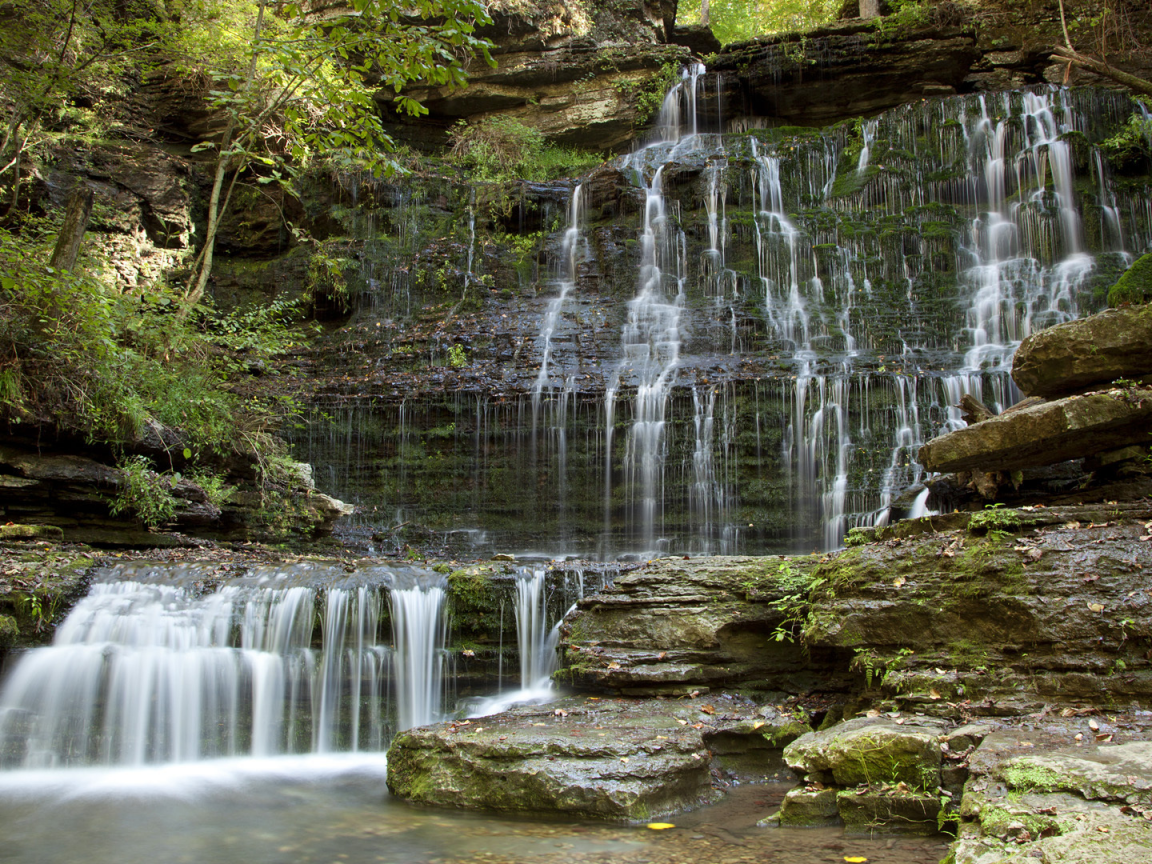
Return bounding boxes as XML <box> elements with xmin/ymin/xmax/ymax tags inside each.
<box><xmin>0</xmin><ymin>562</ymin><xmax>617</xmax><ymax>768</ymax></box>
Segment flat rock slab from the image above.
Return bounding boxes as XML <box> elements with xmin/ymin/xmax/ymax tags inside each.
<box><xmin>1012</xmin><ymin>305</ymin><xmax>1152</xmax><ymax>398</ymax></box>
<box><xmin>387</xmin><ymin>695</ymin><xmax>799</xmax><ymax>821</ymax></box>
<box><xmin>918</xmin><ymin>388</ymin><xmax>1152</xmax><ymax>473</ymax></box>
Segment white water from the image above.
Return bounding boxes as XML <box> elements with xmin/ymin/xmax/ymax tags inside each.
<box><xmin>0</xmin><ymin>565</ymin><xmax>461</xmax><ymax>767</ymax></box>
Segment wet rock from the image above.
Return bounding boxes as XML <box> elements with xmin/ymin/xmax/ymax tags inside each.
<box><xmin>1012</xmin><ymin>306</ymin><xmax>1152</xmax><ymax>398</ymax></box>
<box><xmin>386</xmin><ymin>696</ymin><xmax>718</xmax><ymax>821</ymax></box>
<box><xmin>918</xmin><ymin>388</ymin><xmax>1152</xmax><ymax>473</ymax></box>
<box><xmin>1108</xmin><ymin>251</ymin><xmax>1152</xmax><ymax>307</ymax></box>
<box><xmin>837</xmin><ymin>787</ymin><xmax>940</xmax><ymax>835</ymax></box>
<box><xmin>784</xmin><ymin>717</ymin><xmax>945</xmax><ymax>788</ymax></box>
<box><xmin>779</xmin><ymin>787</ymin><xmax>840</xmax><ymax>827</ymax></box>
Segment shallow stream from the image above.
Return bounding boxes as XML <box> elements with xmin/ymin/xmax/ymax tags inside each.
<box><xmin>0</xmin><ymin>758</ymin><xmax>948</xmax><ymax>864</ymax></box>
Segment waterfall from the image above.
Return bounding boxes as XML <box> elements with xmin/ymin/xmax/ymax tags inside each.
<box><xmin>390</xmin><ymin>581</ymin><xmax>447</xmax><ymax>731</ymax></box>
<box><xmin>294</xmin><ymin>80</ymin><xmax>1149</xmax><ymax>557</ymax></box>
<box><xmin>0</xmin><ymin>562</ymin><xmax>461</xmax><ymax>766</ymax></box>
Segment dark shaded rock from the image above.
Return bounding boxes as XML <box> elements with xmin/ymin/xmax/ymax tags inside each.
<box><xmin>0</xmin><ymin>615</ymin><xmax>17</xmax><ymax>648</ymax></box>
<box><xmin>670</xmin><ymin>25</ymin><xmax>721</xmax><ymax>56</ymax></box>
<box><xmin>386</xmin><ymin>695</ymin><xmax>717</xmax><ymax>821</ymax></box>
<box><xmin>918</xmin><ymin>388</ymin><xmax>1152</xmax><ymax>473</ymax></box>
<box><xmin>710</xmin><ymin>23</ymin><xmax>979</xmax><ymax>128</ymax></box>
<box><xmin>1012</xmin><ymin>306</ymin><xmax>1152</xmax><ymax>398</ymax></box>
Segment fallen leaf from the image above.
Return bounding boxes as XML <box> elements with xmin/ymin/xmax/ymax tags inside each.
<box><xmin>658</xmin><ymin>651</ymin><xmax>667</xmax><ymax>660</ymax></box>
<box><xmin>555</xmin><ymin>708</ymin><xmax>568</xmax><ymax>717</ymax></box>
<box><xmin>620</xmin><ymin>757</ymin><xmax>629</xmax><ymax>763</ymax></box>
<box><xmin>1088</xmin><ymin>602</ymin><xmax>1105</xmax><ymax>612</ymax></box>
<box><xmin>607</xmin><ymin>661</ymin><xmax>621</xmax><ymax>670</ymax></box>
<box><xmin>1089</xmin><ymin>719</ymin><xmax>1100</xmax><ymax>731</ymax></box>
<box><xmin>692</xmin><ymin>723</ymin><xmax>704</xmax><ymax>729</ymax></box>
<box><xmin>701</xmin><ymin>704</ymin><xmax>716</xmax><ymax>715</ymax></box>
<box><xmin>752</xmin><ymin>721</ymin><xmax>765</xmax><ymax>730</ymax></box>
<box><xmin>677</xmin><ymin>719</ymin><xmax>688</xmax><ymax>726</ymax></box>
<box><xmin>866</xmin><ymin>709</ymin><xmax>882</xmax><ymax>718</ymax></box>
<box><xmin>1065</xmin><ymin>521</ymin><xmax>1082</xmax><ymax>530</ymax></box>
<box><xmin>929</xmin><ymin>689</ymin><xmax>942</xmax><ymax>700</ymax></box>
<box><xmin>844</xmin><ymin>858</ymin><xmax>869</xmax><ymax>863</ymax></box>
<box><xmin>1096</xmin><ymin>733</ymin><xmax>1113</xmax><ymax>742</ymax></box>
<box><xmin>647</xmin><ymin>823</ymin><xmax>676</xmax><ymax>830</ymax></box>
<box><xmin>893</xmin><ymin>576</ymin><xmax>906</xmax><ymax>588</ymax></box>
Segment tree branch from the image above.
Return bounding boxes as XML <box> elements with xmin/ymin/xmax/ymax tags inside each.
<box><xmin>1050</xmin><ymin>44</ymin><xmax>1152</xmax><ymax>98</ymax></box>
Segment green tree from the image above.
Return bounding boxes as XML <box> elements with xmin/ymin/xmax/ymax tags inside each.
<box><xmin>179</xmin><ymin>0</ymin><xmax>494</xmax><ymax>309</ymax></box>
<box><xmin>0</xmin><ymin>0</ymin><xmax>161</xmax><ymax>213</ymax></box>
<box><xmin>676</xmin><ymin>0</ymin><xmax>841</xmax><ymax>44</ymax></box>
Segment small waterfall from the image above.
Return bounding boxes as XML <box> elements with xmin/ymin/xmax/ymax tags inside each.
<box><xmin>0</xmin><ymin>575</ymin><xmax>393</xmax><ymax>768</ymax></box>
<box><xmin>514</xmin><ymin>569</ymin><xmax>557</xmax><ymax>689</ymax></box>
<box><xmin>390</xmin><ymin>580</ymin><xmax>447</xmax><ymax>731</ymax></box>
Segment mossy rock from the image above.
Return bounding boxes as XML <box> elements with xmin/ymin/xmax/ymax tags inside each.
<box><xmin>0</xmin><ymin>614</ymin><xmax>17</xmax><ymax>647</ymax></box>
<box><xmin>784</xmin><ymin>717</ymin><xmax>945</xmax><ymax>789</ymax></box>
<box><xmin>1108</xmin><ymin>252</ymin><xmax>1152</xmax><ymax>307</ymax></box>
<box><xmin>0</xmin><ymin>524</ymin><xmax>64</xmax><ymax>541</ymax></box>
<box><xmin>837</xmin><ymin>787</ymin><xmax>941</xmax><ymax>835</ymax></box>
<box><xmin>779</xmin><ymin>787</ymin><xmax>840</xmax><ymax>827</ymax></box>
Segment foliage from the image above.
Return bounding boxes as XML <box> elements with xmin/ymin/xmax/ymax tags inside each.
<box><xmin>968</xmin><ymin>503</ymin><xmax>1021</xmax><ymax>539</ymax></box>
<box><xmin>615</xmin><ymin>62</ymin><xmax>682</xmax><ymax>126</ymax></box>
<box><xmin>675</xmin><ymin>0</ymin><xmax>842</xmax><ymax>44</ymax></box>
<box><xmin>1100</xmin><ymin>112</ymin><xmax>1152</xmax><ymax>170</ymax></box>
<box><xmin>447</xmin><ymin>117</ymin><xmax>600</xmax><ymax>181</ymax></box>
<box><xmin>447</xmin><ymin>343</ymin><xmax>467</xmax><ymax>367</ymax></box>
<box><xmin>0</xmin><ymin>0</ymin><xmax>161</xmax><ymax>206</ymax></box>
<box><xmin>0</xmin><ymin>224</ymin><xmax>308</xmax><ymax>462</ymax></box>
<box><xmin>110</xmin><ymin>455</ymin><xmax>179</xmax><ymax>528</ymax></box>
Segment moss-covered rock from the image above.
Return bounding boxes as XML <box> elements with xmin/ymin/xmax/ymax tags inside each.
<box><xmin>386</xmin><ymin>695</ymin><xmax>718</xmax><ymax>821</ymax></box>
<box><xmin>836</xmin><ymin>787</ymin><xmax>941</xmax><ymax>835</ymax></box>
<box><xmin>1108</xmin><ymin>252</ymin><xmax>1152</xmax><ymax>307</ymax></box>
<box><xmin>784</xmin><ymin>716</ymin><xmax>944</xmax><ymax>788</ymax></box>
<box><xmin>0</xmin><ymin>614</ymin><xmax>17</xmax><ymax>648</ymax></box>
<box><xmin>779</xmin><ymin>787</ymin><xmax>840</xmax><ymax>827</ymax></box>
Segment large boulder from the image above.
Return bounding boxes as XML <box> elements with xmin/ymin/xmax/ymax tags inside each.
<box><xmin>1012</xmin><ymin>306</ymin><xmax>1152</xmax><ymax>398</ymax></box>
<box><xmin>387</xmin><ymin>696</ymin><xmax>726</xmax><ymax>820</ymax></box>
<box><xmin>918</xmin><ymin>387</ymin><xmax>1152</xmax><ymax>473</ymax></box>
<box><xmin>783</xmin><ymin>716</ymin><xmax>945</xmax><ymax>788</ymax></box>
<box><xmin>804</xmin><ymin>502</ymin><xmax>1152</xmax><ymax>714</ymax></box>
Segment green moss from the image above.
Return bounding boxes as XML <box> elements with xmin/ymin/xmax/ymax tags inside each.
<box><xmin>1108</xmin><ymin>252</ymin><xmax>1152</xmax><ymax>307</ymax></box>
<box><xmin>1001</xmin><ymin>762</ymin><xmax>1065</xmax><ymax>793</ymax></box>
<box><xmin>446</xmin><ymin>567</ymin><xmax>504</xmax><ymax>637</ymax></box>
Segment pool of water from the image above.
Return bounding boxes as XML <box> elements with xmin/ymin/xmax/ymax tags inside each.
<box><xmin>0</xmin><ymin>755</ymin><xmax>950</xmax><ymax>864</ymax></box>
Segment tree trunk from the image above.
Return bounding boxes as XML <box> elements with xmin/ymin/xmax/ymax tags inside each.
<box><xmin>859</xmin><ymin>0</ymin><xmax>882</xmax><ymax>20</ymax></box>
<box><xmin>49</xmin><ymin>184</ymin><xmax>95</xmax><ymax>272</ymax></box>
<box><xmin>700</xmin><ymin>0</ymin><xmax>709</xmax><ymax>27</ymax></box>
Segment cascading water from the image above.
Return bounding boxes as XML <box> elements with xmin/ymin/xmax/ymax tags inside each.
<box><xmin>296</xmin><ymin>75</ymin><xmax>1150</xmax><ymax>557</ymax></box>
<box><xmin>390</xmin><ymin>579</ymin><xmax>447</xmax><ymax>731</ymax></box>
<box><xmin>0</xmin><ymin>563</ymin><xmax>462</xmax><ymax>768</ymax></box>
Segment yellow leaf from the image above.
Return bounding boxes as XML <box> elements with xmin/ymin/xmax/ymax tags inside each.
<box><xmin>844</xmin><ymin>858</ymin><xmax>869</xmax><ymax>863</ymax></box>
<box><xmin>646</xmin><ymin>823</ymin><xmax>676</xmax><ymax>830</ymax></box>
